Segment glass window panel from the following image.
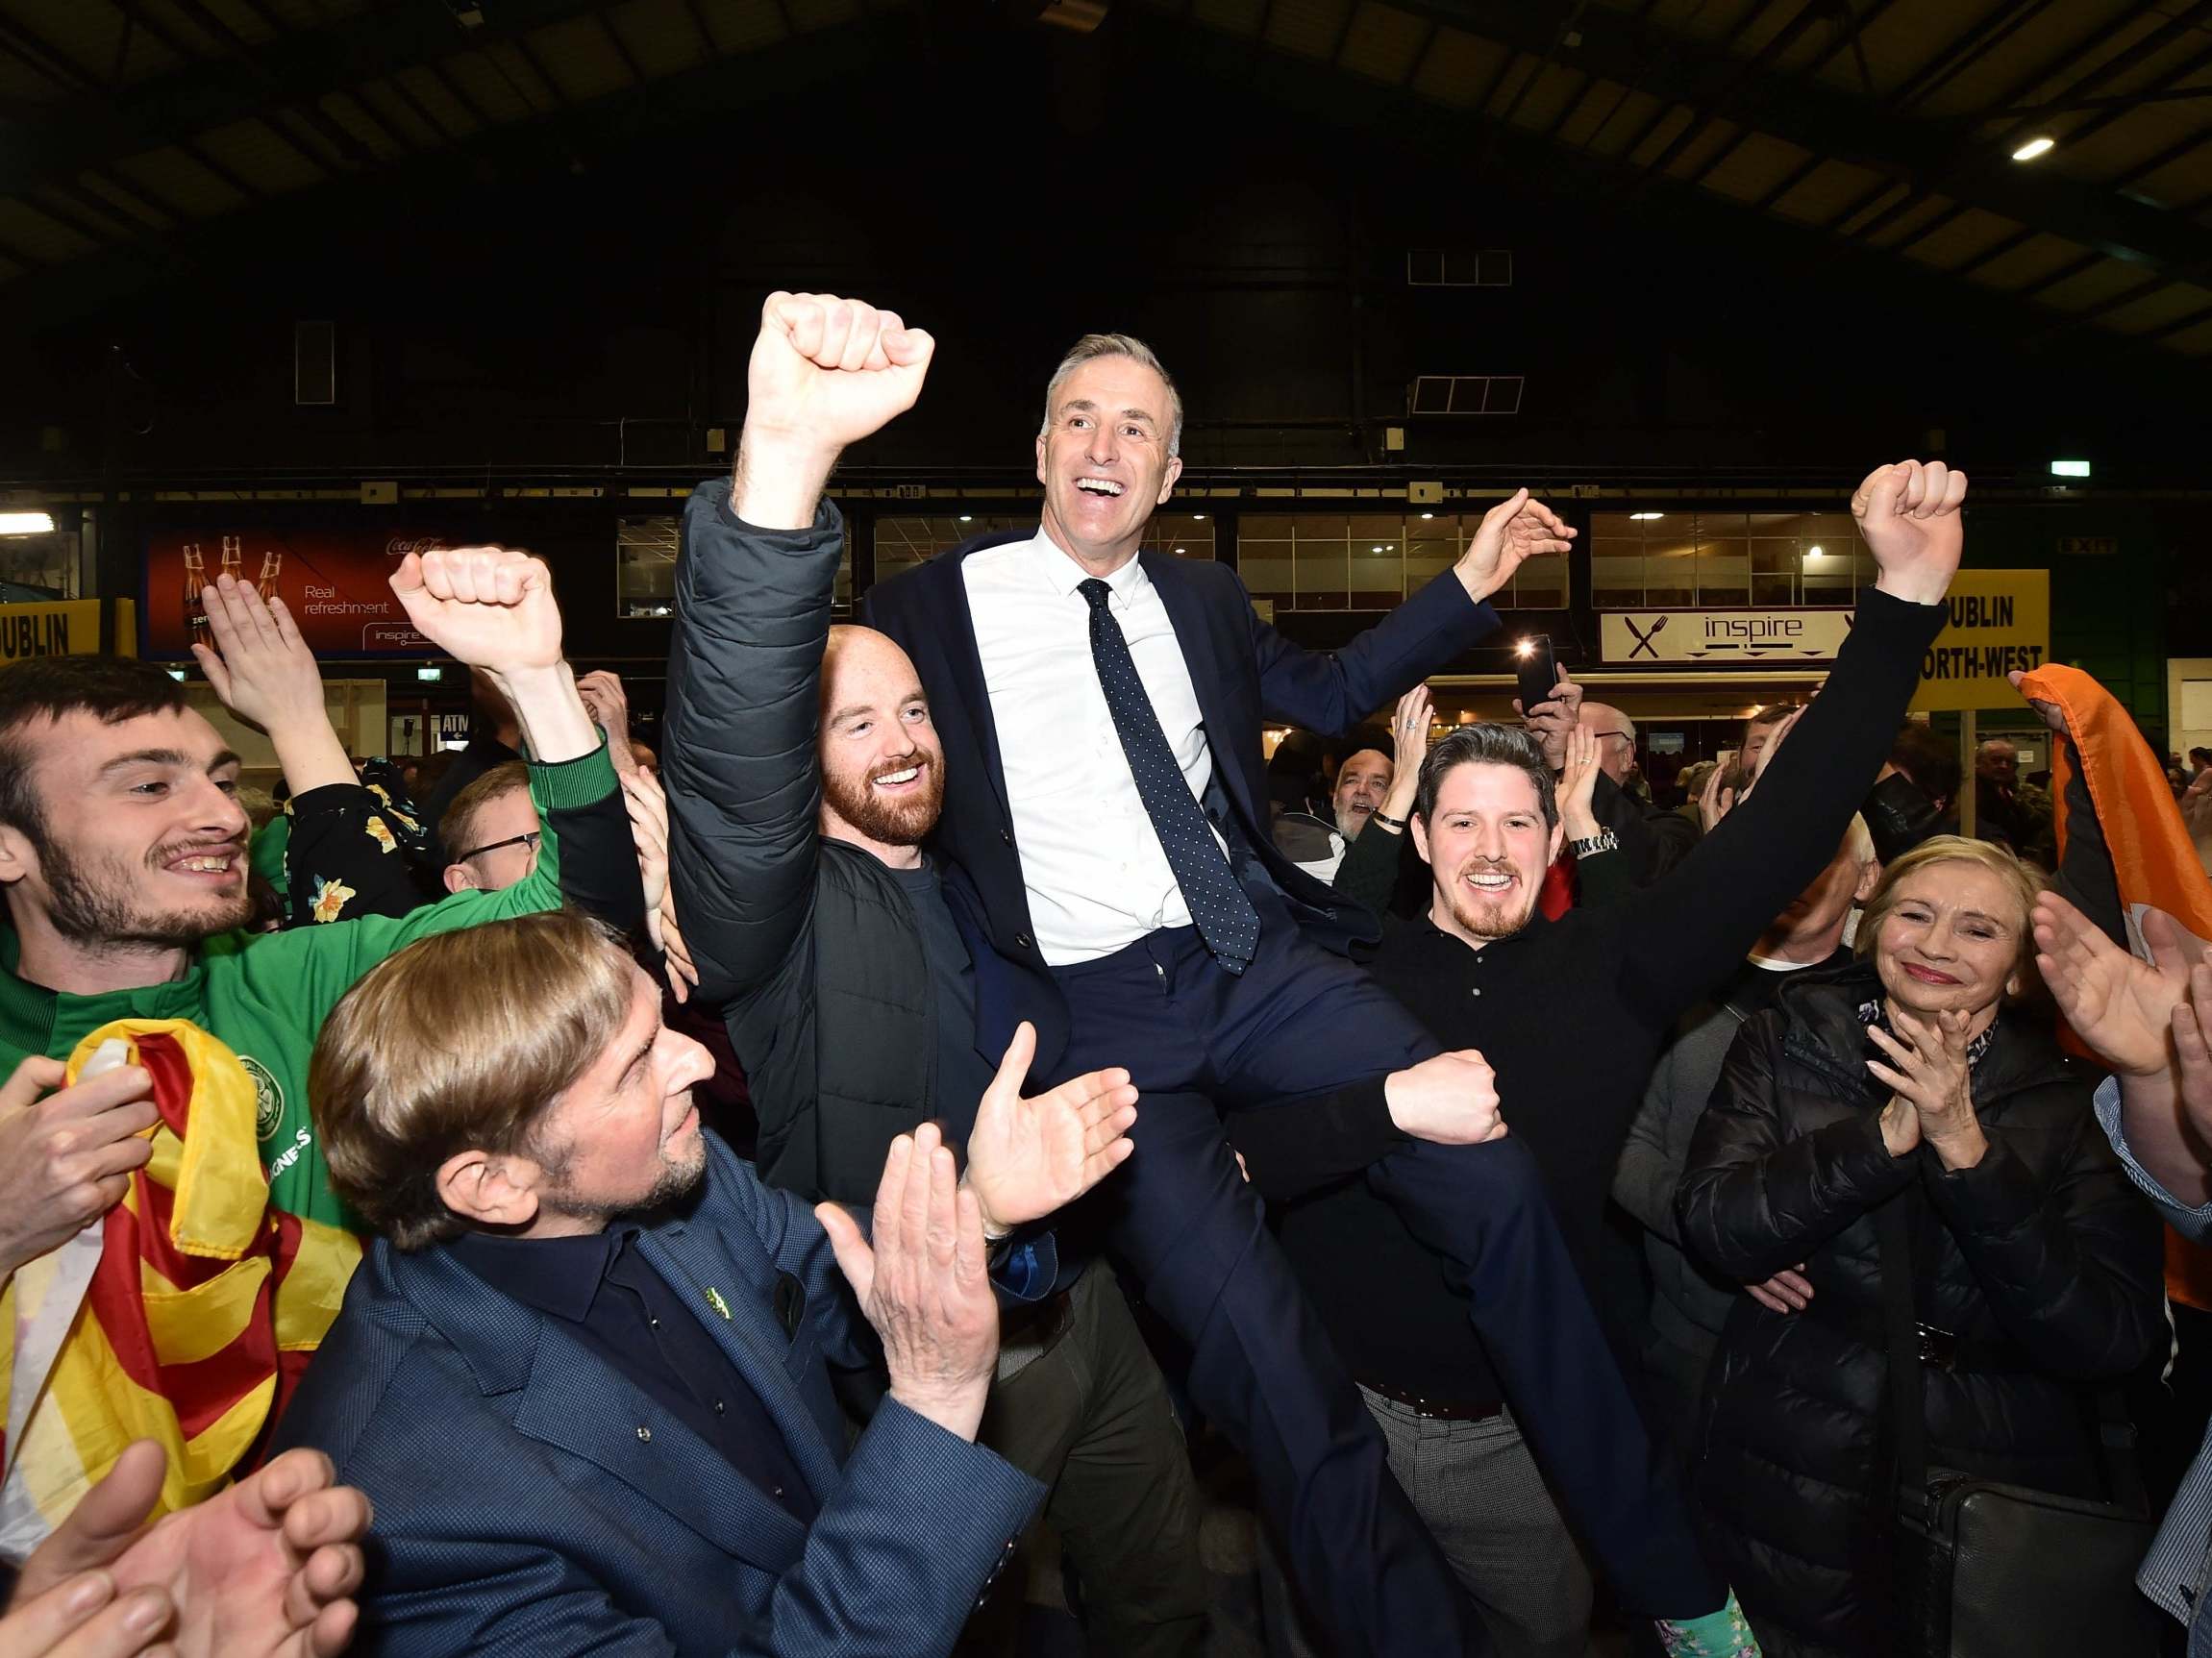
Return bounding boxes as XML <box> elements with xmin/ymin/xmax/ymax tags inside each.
<box><xmin>1752</xmin><ymin>571</ymin><xmax>1796</xmax><ymax>606</ymax></box>
<box><xmin>617</xmin><ymin>517</ymin><xmax>679</xmax><ymax>619</ymax></box>
<box><xmin>1144</xmin><ymin>511</ymin><xmax>1216</xmax><ymax>560</ymax></box>
<box><xmin>1591</xmin><ymin>544</ymin><xmax>1644</xmax><ymax>609</ymax></box>
<box><xmin>1240</xmin><ymin>543</ymin><xmax>1292</xmax><ymax>606</ymax></box>
<box><xmin>1292</xmin><ymin>538</ymin><xmax>1350</xmax><ymax>610</ymax></box>
<box><xmin>1695</xmin><ymin>532</ymin><xmax>1749</xmax><ymax>606</ymax></box>
<box><xmin>1351</xmin><ymin>531</ymin><xmax>1402</xmax><ymax>607</ymax></box>
<box><xmin>1505</xmin><ymin>548</ymin><xmax>1568</xmax><ymax>608</ymax></box>
<box><xmin>1405</xmin><ymin>523</ymin><xmax>1454</xmax><ymax>593</ymax></box>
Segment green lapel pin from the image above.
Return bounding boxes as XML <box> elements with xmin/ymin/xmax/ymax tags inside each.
<box><xmin>705</xmin><ymin>1286</ymin><xmax>732</xmax><ymax>1321</ymax></box>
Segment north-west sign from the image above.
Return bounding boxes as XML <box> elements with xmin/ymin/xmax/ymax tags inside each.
<box><xmin>1910</xmin><ymin>570</ymin><xmax>2050</xmax><ymax>712</ymax></box>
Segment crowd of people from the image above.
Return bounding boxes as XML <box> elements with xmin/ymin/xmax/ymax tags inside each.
<box><xmin>0</xmin><ymin>290</ymin><xmax>2206</xmax><ymax>1658</ymax></box>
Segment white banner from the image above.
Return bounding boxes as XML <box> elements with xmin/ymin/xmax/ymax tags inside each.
<box><xmin>1600</xmin><ymin>609</ymin><xmax>1854</xmax><ymax>664</ymax></box>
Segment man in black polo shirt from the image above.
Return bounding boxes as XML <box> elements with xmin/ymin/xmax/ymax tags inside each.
<box><xmin>1277</xmin><ymin>458</ymin><xmax>1966</xmax><ymax>1651</ymax></box>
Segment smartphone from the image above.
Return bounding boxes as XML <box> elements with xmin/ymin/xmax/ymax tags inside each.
<box><xmin>1515</xmin><ymin>634</ymin><xmax>1560</xmax><ymax>714</ymax></box>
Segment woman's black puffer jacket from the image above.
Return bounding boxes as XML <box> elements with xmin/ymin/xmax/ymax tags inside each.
<box><xmin>1677</xmin><ymin>960</ymin><xmax>2163</xmax><ymax>1658</ymax></box>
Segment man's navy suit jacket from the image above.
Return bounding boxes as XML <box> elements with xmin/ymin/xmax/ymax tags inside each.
<box><xmin>862</xmin><ymin>532</ymin><xmax>1500</xmax><ymax>1078</ymax></box>
<box><xmin>276</xmin><ymin>1131</ymin><xmax>1046</xmax><ymax>1657</ymax></box>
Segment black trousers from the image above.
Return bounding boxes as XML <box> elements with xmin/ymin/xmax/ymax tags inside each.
<box><xmin>1049</xmin><ymin>917</ymin><xmax>1721</xmax><ymax>1656</ymax></box>
<box><xmin>971</xmin><ymin>1260</ymin><xmax>1208</xmax><ymax>1658</ymax></box>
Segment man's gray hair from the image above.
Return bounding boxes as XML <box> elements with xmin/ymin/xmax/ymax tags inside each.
<box><xmin>1415</xmin><ymin>723</ymin><xmax>1558</xmax><ymax>831</ymax></box>
<box><xmin>1040</xmin><ymin>334</ymin><xmax>1184</xmax><ymax>459</ymax></box>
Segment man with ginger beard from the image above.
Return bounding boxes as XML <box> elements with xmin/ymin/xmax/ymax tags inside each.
<box><xmin>661</xmin><ymin>294</ymin><xmax>1210</xmax><ymax>1656</ymax></box>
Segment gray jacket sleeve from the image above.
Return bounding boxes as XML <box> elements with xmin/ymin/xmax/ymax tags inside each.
<box><xmin>662</xmin><ymin>483</ymin><xmax>843</xmax><ymax>1009</ymax></box>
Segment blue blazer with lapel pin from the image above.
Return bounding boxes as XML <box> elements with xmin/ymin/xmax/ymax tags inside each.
<box><xmin>276</xmin><ymin>1131</ymin><xmax>1047</xmax><ymax>1657</ymax></box>
<box><xmin>863</xmin><ymin>532</ymin><xmax>1501</xmax><ymax>1076</ymax></box>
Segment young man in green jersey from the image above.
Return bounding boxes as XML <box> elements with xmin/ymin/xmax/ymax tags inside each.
<box><xmin>0</xmin><ymin>546</ymin><xmax>634</xmax><ymax>1255</ymax></box>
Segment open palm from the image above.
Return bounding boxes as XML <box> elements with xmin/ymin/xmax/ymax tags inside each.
<box><xmin>2034</xmin><ymin>892</ymin><xmax>2188</xmax><ymax>1076</ymax></box>
<box><xmin>1454</xmin><ymin>489</ymin><xmax>1575</xmax><ymax>602</ymax></box>
<box><xmin>962</xmin><ymin>1023</ymin><xmax>1137</xmax><ymax>1234</ymax></box>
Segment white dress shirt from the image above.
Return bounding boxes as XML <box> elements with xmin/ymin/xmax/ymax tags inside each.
<box><xmin>963</xmin><ymin>528</ymin><xmax>1227</xmax><ymax>966</ymax></box>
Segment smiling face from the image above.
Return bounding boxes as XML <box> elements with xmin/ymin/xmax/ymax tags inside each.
<box><xmin>1871</xmin><ymin>860</ymin><xmax>2026</xmax><ymax>1026</ymax></box>
<box><xmin>1412</xmin><ymin>760</ymin><xmax>1564</xmax><ymax>946</ymax></box>
<box><xmin>1034</xmin><ymin>353</ymin><xmax>1184</xmax><ymax>572</ymax></box>
<box><xmin>818</xmin><ymin>626</ymin><xmax>945</xmax><ymax>855</ymax></box>
<box><xmin>0</xmin><ymin>705</ymin><xmax>254</xmax><ymax>951</ymax></box>
<box><xmin>521</xmin><ymin>966</ymin><xmax>715</xmax><ymax>1227</ymax></box>
<box><xmin>1332</xmin><ymin>748</ymin><xmax>1394</xmax><ymax>839</ymax></box>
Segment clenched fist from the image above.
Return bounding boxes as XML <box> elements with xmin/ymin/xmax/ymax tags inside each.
<box><xmin>388</xmin><ymin>547</ymin><xmax>562</xmax><ymax>674</ymax></box>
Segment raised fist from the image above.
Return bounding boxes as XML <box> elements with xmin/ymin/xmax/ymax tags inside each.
<box><xmin>1852</xmin><ymin>459</ymin><xmax>1967</xmax><ymax>606</ymax></box>
<box><xmin>388</xmin><ymin>547</ymin><xmax>562</xmax><ymax>674</ymax></box>
<box><xmin>746</xmin><ymin>291</ymin><xmax>934</xmax><ymax>456</ymax></box>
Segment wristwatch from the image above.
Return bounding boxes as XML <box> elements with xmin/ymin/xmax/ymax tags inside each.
<box><xmin>1567</xmin><ymin>829</ymin><xmax>1619</xmax><ymax>858</ymax></box>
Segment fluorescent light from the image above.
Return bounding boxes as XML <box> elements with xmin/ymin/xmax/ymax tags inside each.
<box><xmin>1629</xmin><ymin>511</ymin><xmax>1664</xmax><ymax>521</ymax></box>
<box><xmin>1805</xmin><ymin>545</ymin><xmax>1824</xmax><ymax>561</ymax></box>
<box><xmin>0</xmin><ymin>511</ymin><xmax>54</xmax><ymax>534</ymax></box>
<box><xmin>2012</xmin><ymin>136</ymin><xmax>2055</xmax><ymax>162</ymax></box>
<box><xmin>1173</xmin><ymin>547</ymin><xmax>1185</xmax><ymax>554</ymax></box>
<box><xmin>958</xmin><ymin>514</ymin><xmax>973</xmax><ymax>522</ymax></box>
<box><xmin>416</xmin><ymin>667</ymin><xmax>444</xmax><ymax>681</ymax></box>
<box><xmin>1419</xmin><ymin>511</ymin><xmax>1435</xmax><ymax>520</ymax></box>
<box><xmin>1192</xmin><ymin>513</ymin><xmax>1206</xmax><ymax>520</ymax></box>
<box><xmin>2050</xmin><ymin>458</ymin><xmax>2092</xmax><ymax>478</ymax></box>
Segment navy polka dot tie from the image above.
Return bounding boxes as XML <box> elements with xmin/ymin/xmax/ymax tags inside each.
<box><xmin>1080</xmin><ymin>578</ymin><xmax>1260</xmax><ymax>975</ymax></box>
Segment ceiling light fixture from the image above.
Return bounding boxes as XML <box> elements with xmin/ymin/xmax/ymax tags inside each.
<box><xmin>2050</xmin><ymin>458</ymin><xmax>2092</xmax><ymax>478</ymax></box>
<box><xmin>1629</xmin><ymin>511</ymin><xmax>1664</xmax><ymax>521</ymax></box>
<box><xmin>1805</xmin><ymin>545</ymin><xmax>1823</xmax><ymax>560</ymax></box>
<box><xmin>2012</xmin><ymin>136</ymin><xmax>2055</xmax><ymax>161</ymax></box>
<box><xmin>0</xmin><ymin>511</ymin><xmax>55</xmax><ymax>534</ymax></box>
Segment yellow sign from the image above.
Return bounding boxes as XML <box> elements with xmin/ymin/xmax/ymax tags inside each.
<box><xmin>0</xmin><ymin>600</ymin><xmax>101</xmax><ymax>663</ymax></box>
<box><xmin>1910</xmin><ymin>571</ymin><xmax>2050</xmax><ymax>712</ymax></box>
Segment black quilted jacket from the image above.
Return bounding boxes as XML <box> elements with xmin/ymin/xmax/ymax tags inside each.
<box><xmin>1677</xmin><ymin>961</ymin><xmax>2163</xmax><ymax>1657</ymax></box>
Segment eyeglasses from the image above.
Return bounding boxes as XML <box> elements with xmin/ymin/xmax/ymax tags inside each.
<box><xmin>457</xmin><ymin>829</ymin><xmax>541</xmax><ymax>864</ymax></box>
<box><xmin>1593</xmin><ymin>730</ymin><xmax>1635</xmax><ymax>747</ymax></box>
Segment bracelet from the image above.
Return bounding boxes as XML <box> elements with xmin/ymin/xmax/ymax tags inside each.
<box><xmin>1567</xmin><ymin>829</ymin><xmax>1618</xmax><ymax>858</ymax></box>
<box><xmin>1372</xmin><ymin>808</ymin><xmax>1407</xmax><ymax>830</ymax></box>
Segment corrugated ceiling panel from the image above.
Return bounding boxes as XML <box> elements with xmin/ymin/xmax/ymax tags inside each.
<box><xmin>1336</xmin><ymin>3</ymin><xmax>1429</xmax><ymax>87</ymax></box>
<box><xmin>352</xmin><ymin>81</ymin><xmax>450</xmax><ymax>148</ymax></box>
<box><xmin>1579</xmin><ymin>87</ymin><xmax>1666</xmax><ymax>158</ymax></box>
<box><xmin>2037</xmin><ymin>257</ymin><xmax>2167</xmax><ymax>314</ymax></box>
<box><xmin>1626</xmin><ymin>105</ymin><xmax>1696</xmax><ymax>170</ymax></box>
<box><xmin>1770</xmin><ymin>157</ymin><xmax>1881</xmax><ymax>224</ymax></box>
<box><xmin>1727</xmin><ymin>0</ymin><xmax>1813</xmax><ymax>62</ymax></box>
<box><xmin>442</xmin><ymin>51</ymin><xmax>538</xmax><ymax>124</ymax></box>
<box><xmin>36</xmin><ymin>186</ymin><xmax>135</xmax><ymax>242</ymax></box>
<box><xmin>316</xmin><ymin>92</ymin><xmax>410</xmax><ymax>162</ymax></box>
<box><xmin>24</xmin><ymin>5</ymin><xmax>187</xmax><ymax>86</ymax></box>
<box><xmin>1852</xmin><ymin>189</ymin><xmax>1957</xmax><ymax>249</ymax></box>
<box><xmin>1915</xmin><ymin>0</ymin><xmax>2133</xmax><ymax>119</ymax></box>
<box><xmin>606</xmin><ymin>0</ymin><xmax>713</xmax><ymax>78</ymax></box>
<box><xmin>165</xmin><ymin>0</ymin><xmax>281</xmax><ymax>48</ymax></box>
<box><xmin>261</xmin><ymin>0</ymin><xmax>371</xmax><ymax>25</ymax></box>
<box><xmin>1504</xmin><ymin>62</ymin><xmax>1588</xmax><ymax>133</ymax></box>
<box><xmin>2102</xmin><ymin>281</ymin><xmax>2212</xmax><ymax>335</ymax></box>
<box><xmin>1899</xmin><ymin>206</ymin><xmax>2021</xmax><ymax>271</ymax></box>
<box><xmin>693</xmin><ymin>0</ymin><xmax>794</xmax><ymax>53</ymax></box>
<box><xmin>193</xmin><ymin>117</ymin><xmax>327</xmax><ymax>193</ymax></box>
<box><xmin>71</xmin><ymin>170</ymin><xmax>175</xmax><ymax>229</ymax></box>
<box><xmin>2129</xmin><ymin>142</ymin><xmax>2212</xmax><ymax>210</ymax></box>
<box><xmin>0</xmin><ymin>51</ymin><xmax>64</xmax><ymax>106</ymax></box>
<box><xmin>0</xmin><ymin>199</ymin><xmax>97</xmax><ymax>261</ymax></box>
<box><xmin>1264</xmin><ymin>0</ymin><xmax>1353</xmax><ymax>62</ymax></box>
<box><xmin>2156</xmin><ymin>314</ymin><xmax>2212</xmax><ymax>355</ymax></box>
<box><xmin>1410</xmin><ymin>31</ymin><xmax>1505</xmax><ymax>111</ymax></box>
<box><xmin>2057</xmin><ymin>96</ymin><xmax>2212</xmax><ymax>186</ymax></box>
<box><xmin>1556</xmin><ymin>80</ymin><xmax>1635</xmax><ymax>151</ymax></box>
<box><xmin>530</xmin><ymin>18</ymin><xmax>635</xmax><ymax>101</ymax></box>
<box><xmin>112</xmin><ymin>147</ymin><xmax>248</xmax><ymax>216</ymax></box>
<box><xmin>1815</xmin><ymin>5</ymin><xmax>1953</xmax><ymax>102</ymax></box>
<box><xmin>481</xmin><ymin>40</ymin><xmax>560</xmax><ymax>111</ymax></box>
<box><xmin>1697</xmin><ymin>131</ymin><xmax>1810</xmax><ymax>202</ymax></box>
<box><xmin>1661</xmin><ymin>116</ymin><xmax>1745</xmax><ymax>182</ymax></box>
<box><xmin>1630</xmin><ymin>0</ymin><xmax>1769</xmax><ymax>48</ymax></box>
<box><xmin>394</xmin><ymin>65</ymin><xmax>484</xmax><ymax>137</ymax></box>
<box><xmin>1965</xmin><ymin>231</ymin><xmax>2091</xmax><ymax>292</ymax></box>
<box><xmin>786</xmin><ymin>0</ymin><xmax>861</xmax><ymax>27</ymax></box>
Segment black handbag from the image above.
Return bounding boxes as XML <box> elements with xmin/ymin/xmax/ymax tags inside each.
<box><xmin>1875</xmin><ymin>1191</ymin><xmax>2163</xmax><ymax>1657</ymax></box>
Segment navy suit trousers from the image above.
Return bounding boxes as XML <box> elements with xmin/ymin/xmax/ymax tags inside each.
<box><xmin>1048</xmin><ymin>914</ymin><xmax>1721</xmax><ymax>1653</ymax></box>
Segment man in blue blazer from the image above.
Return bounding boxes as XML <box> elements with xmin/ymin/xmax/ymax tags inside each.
<box><xmin>863</xmin><ymin>337</ymin><xmax>1737</xmax><ymax>1652</ymax></box>
<box><xmin>276</xmin><ymin>902</ymin><xmax>1139</xmax><ymax>1657</ymax></box>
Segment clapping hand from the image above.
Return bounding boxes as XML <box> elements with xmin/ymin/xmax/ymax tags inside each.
<box><xmin>815</xmin><ymin>1123</ymin><xmax>999</xmax><ymax>1442</ymax></box>
<box><xmin>1866</xmin><ymin>1006</ymin><xmax>1984</xmax><ymax>1168</ymax></box>
<box><xmin>1557</xmin><ymin>724</ymin><xmax>1603</xmax><ymax>842</ymax></box>
<box><xmin>961</xmin><ymin>1023</ymin><xmax>1137</xmax><ymax>1236</ymax></box>
<box><xmin>2033</xmin><ymin>892</ymin><xmax>2192</xmax><ymax>1078</ymax></box>
<box><xmin>1852</xmin><ymin>459</ymin><xmax>1968</xmax><ymax>606</ymax></box>
<box><xmin>578</xmin><ymin>672</ymin><xmax>636</xmax><ymax>778</ymax></box>
<box><xmin>5</xmin><ymin>1440</ymin><xmax>371</xmax><ymax>1658</ymax></box>
<box><xmin>191</xmin><ymin>578</ymin><xmax>325</xmax><ymax>745</ymax></box>
<box><xmin>388</xmin><ymin>548</ymin><xmax>562</xmax><ymax>675</ymax></box>
<box><xmin>1454</xmin><ymin>490</ymin><xmax>1576</xmax><ymax>606</ymax></box>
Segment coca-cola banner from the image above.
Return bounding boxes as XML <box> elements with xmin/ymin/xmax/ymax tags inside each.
<box><xmin>143</xmin><ymin>528</ymin><xmax>452</xmax><ymax>657</ymax></box>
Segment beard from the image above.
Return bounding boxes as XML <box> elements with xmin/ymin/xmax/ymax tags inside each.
<box><xmin>823</xmin><ymin>750</ymin><xmax>944</xmax><ymax>847</ymax></box>
<box><xmin>1334</xmin><ymin>804</ymin><xmax>1372</xmax><ymax>840</ymax></box>
<box><xmin>534</xmin><ymin>1110</ymin><xmax>708</xmax><ymax>1225</ymax></box>
<box><xmin>1438</xmin><ymin>858</ymin><xmax>1540</xmax><ymax>941</ymax></box>
<box><xmin>35</xmin><ymin>824</ymin><xmax>255</xmax><ymax>950</ymax></box>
